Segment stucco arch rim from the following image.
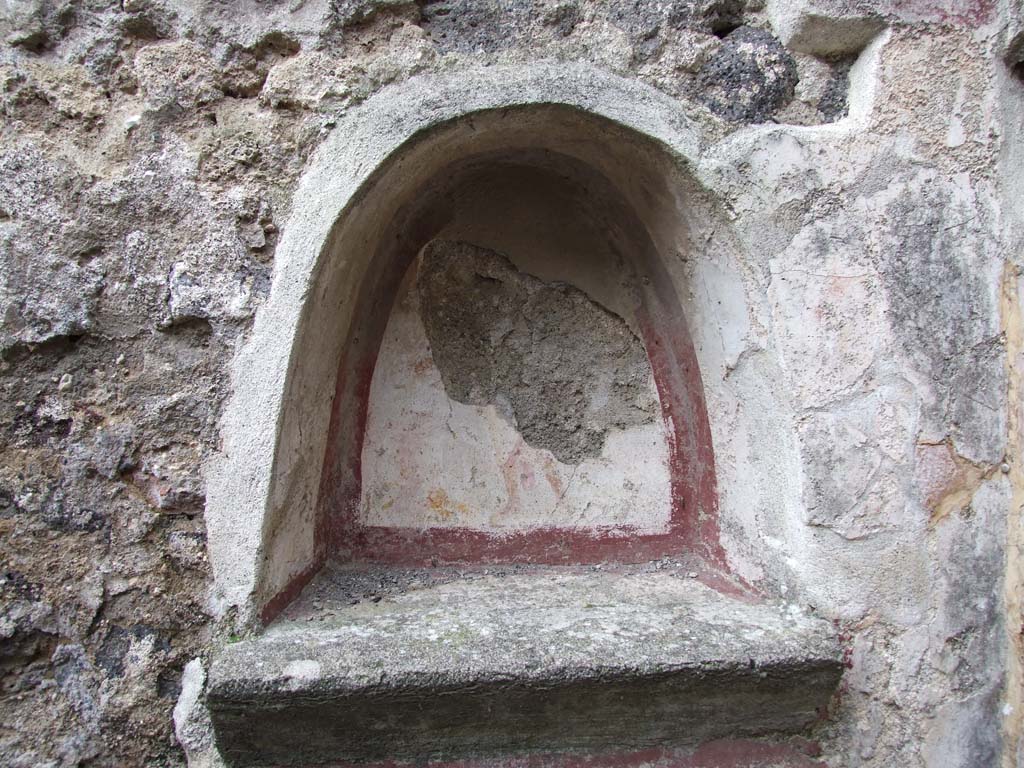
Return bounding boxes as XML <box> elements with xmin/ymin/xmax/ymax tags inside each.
<box><xmin>204</xmin><ymin>61</ymin><xmax>717</xmax><ymax>625</ymax></box>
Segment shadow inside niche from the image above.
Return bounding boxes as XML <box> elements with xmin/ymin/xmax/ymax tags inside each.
<box><xmin>1007</xmin><ymin>32</ymin><xmax>1024</xmax><ymax>81</ymax></box>
<box><xmin>817</xmin><ymin>54</ymin><xmax>857</xmax><ymax>122</ymax></box>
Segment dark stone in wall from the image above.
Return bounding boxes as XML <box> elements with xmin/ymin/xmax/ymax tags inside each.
<box><xmin>1</xmin><ymin>570</ymin><xmax>42</xmax><ymax>602</ymax></box>
<box><xmin>694</xmin><ymin>25</ymin><xmax>798</xmax><ymax>122</ymax></box>
<box><xmin>609</xmin><ymin>0</ymin><xmax>745</xmax><ymax>41</ymax></box>
<box><xmin>96</xmin><ymin>625</ymin><xmax>169</xmax><ymax>678</ymax></box>
<box><xmin>41</xmin><ymin>496</ymin><xmax>108</xmax><ymax>533</ymax></box>
<box><xmin>544</xmin><ymin>2</ymin><xmax>581</xmax><ymax>37</ymax></box>
<box><xmin>332</xmin><ymin>0</ymin><xmax>416</xmax><ymax>27</ymax></box>
<box><xmin>416</xmin><ymin>0</ymin><xmax>584</xmax><ymax>52</ymax></box>
<box><xmin>675</xmin><ymin>0</ymin><xmax>746</xmax><ymax>35</ymax></box>
<box><xmin>417</xmin><ymin>240</ymin><xmax>656</xmax><ymax>465</ymax></box>
<box><xmin>609</xmin><ymin>0</ymin><xmax>747</xmax><ymax>63</ymax></box>
<box><xmin>818</xmin><ymin>56</ymin><xmax>855</xmax><ymax>122</ymax></box>
<box><xmin>417</xmin><ymin>0</ymin><xmax>747</xmax><ymax>56</ymax></box>
<box><xmin>417</xmin><ymin>0</ymin><xmax>536</xmax><ymax>53</ymax></box>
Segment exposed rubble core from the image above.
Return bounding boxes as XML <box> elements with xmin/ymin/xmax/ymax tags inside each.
<box><xmin>418</xmin><ymin>240</ymin><xmax>656</xmax><ymax>465</ymax></box>
<box><xmin>0</xmin><ymin>0</ymin><xmax>1022</xmax><ymax>766</ymax></box>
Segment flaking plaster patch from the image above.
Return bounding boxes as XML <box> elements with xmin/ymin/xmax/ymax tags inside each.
<box><xmin>418</xmin><ymin>240</ymin><xmax>657</xmax><ymax>465</ymax></box>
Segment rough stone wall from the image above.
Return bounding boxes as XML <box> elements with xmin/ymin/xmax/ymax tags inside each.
<box><xmin>0</xmin><ymin>1</ymin><xmax>1022</xmax><ymax>766</ymax></box>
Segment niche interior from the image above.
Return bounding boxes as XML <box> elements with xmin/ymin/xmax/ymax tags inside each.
<box><xmin>260</xmin><ymin>106</ymin><xmax>728</xmax><ymax>620</ymax></box>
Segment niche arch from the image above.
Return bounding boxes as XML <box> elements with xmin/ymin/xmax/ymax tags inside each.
<box><xmin>325</xmin><ymin>137</ymin><xmax>718</xmax><ymax>565</ymax></box>
<box><xmin>205</xmin><ymin>63</ymin><xmax>743</xmax><ymax>626</ymax></box>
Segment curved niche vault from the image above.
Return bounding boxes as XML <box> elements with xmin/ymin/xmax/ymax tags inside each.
<box><xmin>205</xmin><ymin>65</ymin><xmax>735</xmax><ymax>624</ymax></box>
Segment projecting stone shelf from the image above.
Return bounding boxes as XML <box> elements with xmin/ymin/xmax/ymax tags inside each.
<box><xmin>207</xmin><ymin>569</ymin><xmax>843</xmax><ymax>767</ymax></box>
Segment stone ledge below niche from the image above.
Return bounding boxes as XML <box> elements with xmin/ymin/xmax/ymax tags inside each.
<box><xmin>206</xmin><ymin>569</ymin><xmax>843</xmax><ymax>767</ymax></box>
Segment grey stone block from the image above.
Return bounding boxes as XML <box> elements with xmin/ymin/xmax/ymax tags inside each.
<box><xmin>207</xmin><ymin>572</ymin><xmax>843</xmax><ymax>766</ymax></box>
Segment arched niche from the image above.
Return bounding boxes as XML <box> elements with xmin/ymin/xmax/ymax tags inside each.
<box><xmin>324</xmin><ymin>135</ymin><xmax>719</xmax><ymax>567</ymax></box>
<box><xmin>205</xmin><ymin>63</ymin><xmax>741</xmax><ymax>626</ymax></box>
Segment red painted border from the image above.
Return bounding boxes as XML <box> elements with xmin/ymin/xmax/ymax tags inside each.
<box><xmin>261</xmin><ymin>147</ymin><xmax>732</xmax><ymax>620</ymax></box>
<box><xmin>312</xmin><ymin>261</ymin><xmax>724</xmax><ymax>569</ymax></box>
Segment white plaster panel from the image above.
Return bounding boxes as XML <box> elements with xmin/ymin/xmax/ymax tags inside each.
<box><xmin>768</xmin><ymin>219</ymin><xmax>889</xmax><ymax>410</ymax></box>
<box><xmin>359</xmin><ymin>265</ymin><xmax>672</xmax><ymax>535</ymax></box>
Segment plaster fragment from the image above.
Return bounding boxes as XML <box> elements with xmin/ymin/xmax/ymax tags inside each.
<box><xmin>418</xmin><ymin>239</ymin><xmax>656</xmax><ymax>465</ymax></box>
